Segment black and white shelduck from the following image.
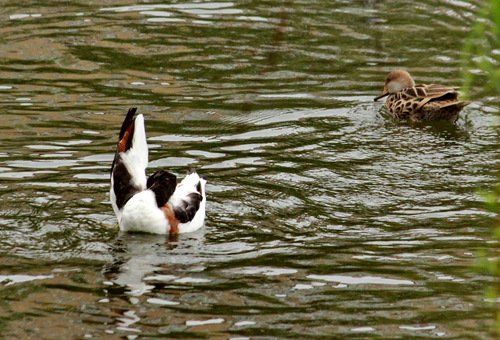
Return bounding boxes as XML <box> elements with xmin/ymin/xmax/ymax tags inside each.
<box><xmin>110</xmin><ymin>108</ymin><xmax>206</xmax><ymax>234</ymax></box>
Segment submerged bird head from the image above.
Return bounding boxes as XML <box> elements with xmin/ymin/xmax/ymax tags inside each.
<box><xmin>374</xmin><ymin>69</ymin><xmax>415</xmax><ymax>101</ymax></box>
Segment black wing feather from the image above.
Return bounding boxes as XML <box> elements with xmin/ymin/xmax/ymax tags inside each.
<box><xmin>111</xmin><ymin>107</ymin><xmax>138</xmax><ymax>176</ymax></box>
<box><xmin>112</xmin><ymin>157</ymin><xmax>141</xmax><ymax>209</ymax></box>
<box><xmin>147</xmin><ymin>170</ymin><xmax>177</xmax><ymax>207</ymax></box>
<box><xmin>173</xmin><ymin>192</ymin><xmax>202</xmax><ymax>223</ymax></box>
<box><xmin>119</xmin><ymin>108</ymin><xmax>137</xmax><ymax>141</ymax></box>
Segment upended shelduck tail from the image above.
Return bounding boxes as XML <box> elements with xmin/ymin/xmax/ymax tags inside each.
<box><xmin>110</xmin><ymin>108</ymin><xmax>206</xmax><ymax>234</ymax></box>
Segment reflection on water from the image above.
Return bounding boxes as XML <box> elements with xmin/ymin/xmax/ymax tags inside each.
<box><xmin>0</xmin><ymin>0</ymin><xmax>497</xmax><ymax>338</ymax></box>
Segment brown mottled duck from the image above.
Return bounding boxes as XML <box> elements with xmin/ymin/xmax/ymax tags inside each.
<box><xmin>374</xmin><ymin>70</ymin><xmax>469</xmax><ymax>122</ymax></box>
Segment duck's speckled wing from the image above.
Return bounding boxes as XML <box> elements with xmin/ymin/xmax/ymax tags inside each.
<box><xmin>387</xmin><ymin>84</ymin><xmax>462</xmax><ymax>120</ymax></box>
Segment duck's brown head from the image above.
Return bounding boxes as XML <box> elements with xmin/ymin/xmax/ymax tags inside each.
<box><xmin>374</xmin><ymin>69</ymin><xmax>415</xmax><ymax>101</ymax></box>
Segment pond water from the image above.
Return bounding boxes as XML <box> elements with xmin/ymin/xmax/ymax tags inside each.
<box><xmin>0</xmin><ymin>0</ymin><xmax>497</xmax><ymax>338</ymax></box>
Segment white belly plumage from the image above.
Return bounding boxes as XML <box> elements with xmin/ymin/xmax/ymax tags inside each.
<box><xmin>120</xmin><ymin>190</ymin><xmax>168</xmax><ymax>234</ymax></box>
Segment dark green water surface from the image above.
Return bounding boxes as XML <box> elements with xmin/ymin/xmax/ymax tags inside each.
<box><xmin>0</xmin><ymin>1</ymin><xmax>497</xmax><ymax>338</ymax></box>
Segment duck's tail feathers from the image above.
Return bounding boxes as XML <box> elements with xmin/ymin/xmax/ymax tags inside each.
<box><xmin>169</xmin><ymin>172</ymin><xmax>206</xmax><ymax>224</ymax></box>
<box><xmin>110</xmin><ymin>108</ymin><xmax>149</xmax><ymax>215</ymax></box>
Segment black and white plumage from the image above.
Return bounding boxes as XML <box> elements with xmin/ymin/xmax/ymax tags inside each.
<box><xmin>110</xmin><ymin>108</ymin><xmax>206</xmax><ymax>234</ymax></box>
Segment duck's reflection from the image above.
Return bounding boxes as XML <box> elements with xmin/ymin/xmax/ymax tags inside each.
<box><xmin>103</xmin><ymin>230</ymin><xmax>206</xmax><ymax>296</ymax></box>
